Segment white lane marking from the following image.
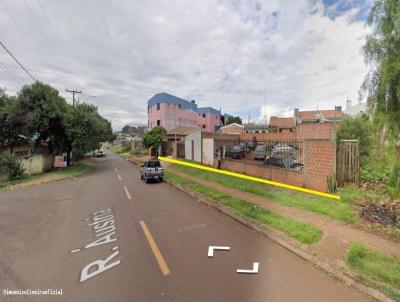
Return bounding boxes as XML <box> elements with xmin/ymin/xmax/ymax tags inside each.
<box><xmin>71</xmin><ymin>249</ymin><xmax>81</xmax><ymax>253</ymax></box>
<box><xmin>207</xmin><ymin>246</ymin><xmax>231</xmax><ymax>257</ymax></box>
<box><xmin>237</xmin><ymin>262</ymin><xmax>259</xmax><ymax>274</ymax></box>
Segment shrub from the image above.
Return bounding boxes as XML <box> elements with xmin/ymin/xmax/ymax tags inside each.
<box><xmin>388</xmin><ymin>163</ymin><xmax>400</xmax><ymax>199</ymax></box>
<box><xmin>1</xmin><ymin>153</ymin><xmax>25</xmax><ymax>180</ymax></box>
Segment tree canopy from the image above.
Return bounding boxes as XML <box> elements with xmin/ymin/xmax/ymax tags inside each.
<box><xmin>142</xmin><ymin>126</ymin><xmax>166</xmax><ymax>149</ymax></box>
<box><xmin>226</xmin><ymin>115</ymin><xmax>242</xmax><ymax>125</ymax></box>
<box><xmin>0</xmin><ymin>82</ymin><xmax>114</xmax><ymax>165</ymax></box>
<box><xmin>362</xmin><ymin>0</ymin><xmax>400</xmax><ymax>135</ymax></box>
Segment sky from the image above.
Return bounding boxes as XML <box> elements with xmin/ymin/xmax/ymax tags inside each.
<box><xmin>0</xmin><ymin>0</ymin><xmax>372</xmax><ymax>130</ymax></box>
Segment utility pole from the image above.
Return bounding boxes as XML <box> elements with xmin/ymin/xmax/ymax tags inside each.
<box><xmin>65</xmin><ymin>89</ymin><xmax>82</xmax><ymax>107</ymax></box>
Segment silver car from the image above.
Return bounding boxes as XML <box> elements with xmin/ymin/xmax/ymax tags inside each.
<box><xmin>140</xmin><ymin>159</ymin><xmax>164</xmax><ymax>183</ymax></box>
<box><xmin>253</xmin><ymin>145</ymin><xmax>267</xmax><ymax>160</ymax></box>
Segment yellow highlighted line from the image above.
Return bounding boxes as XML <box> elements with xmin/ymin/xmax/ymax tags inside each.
<box><xmin>123</xmin><ymin>186</ymin><xmax>132</xmax><ymax>200</ymax></box>
<box><xmin>139</xmin><ymin>220</ymin><xmax>171</xmax><ymax>276</ymax></box>
<box><xmin>117</xmin><ymin>174</ymin><xmax>122</xmax><ymax>181</ymax></box>
<box><xmin>158</xmin><ymin>156</ymin><xmax>340</xmax><ymax>200</ymax></box>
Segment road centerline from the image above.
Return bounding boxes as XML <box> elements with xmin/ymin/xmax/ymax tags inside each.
<box><xmin>123</xmin><ymin>186</ymin><xmax>132</xmax><ymax>200</ymax></box>
<box><xmin>117</xmin><ymin>174</ymin><xmax>122</xmax><ymax>181</ymax></box>
<box><xmin>139</xmin><ymin>220</ymin><xmax>171</xmax><ymax>276</ymax></box>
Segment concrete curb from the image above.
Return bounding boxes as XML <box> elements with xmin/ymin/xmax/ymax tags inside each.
<box><xmin>125</xmin><ymin>156</ymin><xmax>396</xmax><ymax>302</ymax></box>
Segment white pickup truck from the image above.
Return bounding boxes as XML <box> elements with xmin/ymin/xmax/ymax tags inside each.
<box><xmin>140</xmin><ymin>159</ymin><xmax>164</xmax><ymax>183</ymax></box>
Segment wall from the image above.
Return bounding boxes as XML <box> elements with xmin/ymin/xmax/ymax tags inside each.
<box><xmin>21</xmin><ymin>154</ymin><xmax>54</xmax><ymax>175</ymax></box>
<box><xmin>240</xmin><ymin>132</ymin><xmax>295</xmax><ymax>142</ymax></box>
<box><xmin>220</xmin><ymin>124</ymin><xmax>243</xmax><ymax>134</ymax></box>
<box><xmin>202</xmin><ymin>137</ymin><xmax>214</xmax><ymax>166</ymax></box>
<box><xmin>218</xmin><ymin>138</ymin><xmax>335</xmax><ymax>192</ymax></box>
<box><xmin>185</xmin><ymin>129</ymin><xmax>202</xmax><ymax>162</ymax></box>
<box><xmin>296</xmin><ymin>123</ymin><xmax>336</xmax><ymax>140</ymax></box>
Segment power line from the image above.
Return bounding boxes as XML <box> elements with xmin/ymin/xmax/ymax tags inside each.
<box><xmin>0</xmin><ymin>0</ymin><xmax>25</xmax><ymax>33</ymax></box>
<box><xmin>23</xmin><ymin>0</ymin><xmax>49</xmax><ymax>44</ymax></box>
<box><xmin>0</xmin><ymin>41</ymin><xmax>37</xmax><ymax>81</ymax></box>
<box><xmin>0</xmin><ymin>62</ymin><xmax>28</xmax><ymax>85</ymax></box>
<box><xmin>37</xmin><ymin>0</ymin><xmax>58</xmax><ymax>42</ymax></box>
<box><xmin>0</xmin><ymin>63</ymin><xmax>26</xmax><ymax>86</ymax></box>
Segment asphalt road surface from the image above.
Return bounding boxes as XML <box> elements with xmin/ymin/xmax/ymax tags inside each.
<box><xmin>0</xmin><ymin>152</ymin><xmax>371</xmax><ymax>302</ymax></box>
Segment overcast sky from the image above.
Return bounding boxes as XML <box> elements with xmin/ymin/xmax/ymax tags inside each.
<box><xmin>0</xmin><ymin>0</ymin><xmax>371</xmax><ymax>130</ymax></box>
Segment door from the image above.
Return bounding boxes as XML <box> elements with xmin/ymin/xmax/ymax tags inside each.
<box><xmin>191</xmin><ymin>140</ymin><xmax>194</xmax><ymax>160</ymax></box>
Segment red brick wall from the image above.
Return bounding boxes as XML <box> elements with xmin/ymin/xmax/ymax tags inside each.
<box><xmin>240</xmin><ymin>132</ymin><xmax>295</xmax><ymax>142</ymax></box>
<box><xmin>303</xmin><ymin>139</ymin><xmax>335</xmax><ymax>192</ymax></box>
<box><xmin>219</xmin><ymin>138</ymin><xmax>336</xmax><ymax>192</ymax></box>
<box><xmin>296</xmin><ymin>123</ymin><xmax>336</xmax><ymax>140</ymax></box>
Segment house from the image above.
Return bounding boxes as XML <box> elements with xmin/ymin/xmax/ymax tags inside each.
<box><xmin>344</xmin><ymin>99</ymin><xmax>368</xmax><ymax>117</ymax></box>
<box><xmin>294</xmin><ymin>106</ymin><xmax>343</xmax><ymax>124</ymax></box>
<box><xmin>184</xmin><ymin>130</ymin><xmax>239</xmax><ymax>166</ymax></box>
<box><xmin>147</xmin><ymin>92</ymin><xmax>228</xmax><ymax>132</ymax></box>
<box><xmin>243</xmin><ymin>123</ymin><xmax>268</xmax><ymax>134</ymax></box>
<box><xmin>165</xmin><ymin>127</ymin><xmax>198</xmax><ymax>158</ymax></box>
<box><xmin>268</xmin><ymin>117</ymin><xmax>295</xmax><ymax>133</ymax></box>
<box><xmin>219</xmin><ymin>123</ymin><xmax>243</xmax><ymax>134</ymax></box>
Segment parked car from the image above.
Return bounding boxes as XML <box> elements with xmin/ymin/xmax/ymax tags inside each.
<box><xmin>230</xmin><ymin>145</ymin><xmax>246</xmax><ymax>159</ymax></box>
<box><xmin>264</xmin><ymin>155</ymin><xmax>303</xmax><ymax>170</ymax></box>
<box><xmin>140</xmin><ymin>159</ymin><xmax>164</xmax><ymax>183</ymax></box>
<box><xmin>246</xmin><ymin>141</ymin><xmax>257</xmax><ymax>151</ymax></box>
<box><xmin>253</xmin><ymin>145</ymin><xmax>267</xmax><ymax>160</ymax></box>
<box><xmin>97</xmin><ymin>149</ymin><xmax>105</xmax><ymax>157</ymax></box>
<box><xmin>271</xmin><ymin>143</ymin><xmax>295</xmax><ymax>156</ymax></box>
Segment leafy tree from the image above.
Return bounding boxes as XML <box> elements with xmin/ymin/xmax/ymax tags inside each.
<box><xmin>142</xmin><ymin>126</ymin><xmax>166</xmax><ymax>150</ymax></box>
<box><xmin>226</xmin><ymin>116</ymin><xmax>242</xmax><ymax>125</ymax></box>
<box><xmin>336</xmin><ymin>114</ymin><xmax>373</xmax><ymax>160</ymax></box>
<box><xmin>361</xmin><ymin>0</ymin><xmax>400</xmax><ymax>135</ymax></box>
<box><xmin>64</xmin><ymin>103</ymin><xmax>114</xmax><ymax>162</ymax></box>
<box><xmin>0</xmin><ymin>89</ymin><xmax>26</xmax><ymax>151</ymax></box>
<box><xmin>121</xmin><ymin>125</ymin><xmax>137</xmax><ymax>135</ymax></box>
<box><xmin>16</xmin><ymin>81</ymin><xmax>68</xmax><ymax>153</ymax></box>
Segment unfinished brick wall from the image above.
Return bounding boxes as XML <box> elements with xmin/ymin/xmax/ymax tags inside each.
<box><xmin>240</xmin><ymin>132</ymin><xmax>295</xmax><ymax>142</ymax></box>
<box><xmin>303</xmin><ymin>139</ymin><xmax>335</xmax><ymax>192</ymax></box>
<box><xmin>219</xmin><ymin>138</ymin><xmax>336</xmax><ymax>193</ymax></box>
<box><xmin>296</xmin><ymin>123</ymin><xmax>337</xmax><ymax>140</ymax></box>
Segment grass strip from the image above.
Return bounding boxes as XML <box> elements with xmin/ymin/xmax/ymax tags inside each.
<box><xmin>347</xmin><ymin>242</ymin><xmax>400</xmax><ymax>301</ymax></box>
<box><xmin>0</xmin><ymin>163</ymin><xmax>93</xmax><ymax>191</ymax></box>
<box><xmin>165</xmin><ymin>171</ymin><xmax>323</xmax><ymax>244</ymax></box>
<box><xmin>171</xmin><ymin>163</ymin><xmax>357</xmax><ymax>223</ymax></box>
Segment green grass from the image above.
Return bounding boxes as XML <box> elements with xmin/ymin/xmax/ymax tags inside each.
<box><xmin>0</xmin><ymin>162</ymin><xmax>93</xmax><ymax>191</ymax></box>
<box><xmin>347</xmin><ymin>242</ymin><xmax>400</xmax><ymax>301</ymax></box>
<box><xmin>165</xmin><ymin>171</ymin><xmax>323</xmax><ymax>244</ymax></box>
<box><xmin>170</xmin><ymin>164</ymin><xmax>357</xmax><ymax>223</ymax></box>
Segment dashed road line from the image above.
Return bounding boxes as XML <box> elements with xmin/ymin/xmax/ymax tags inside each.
<box><xmin>139</xmin><ymin>220</ymin><xmax>170</xmax><ymax>276</ymax></box>
<box><xmin>123</xmin><ymin>186</ymin><xmax>132</xmax><ymax>200</ymax></box>
<box><xmin>117</xmin><ymin>174</ymin><xmax>122</xmax><ymax>181</ymax></box>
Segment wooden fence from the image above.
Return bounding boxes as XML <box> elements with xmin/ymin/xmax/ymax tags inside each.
<box><xmin>337</xmin><ymin>139</ymin><xmax>360</xmax><ymax>186</ymax></box>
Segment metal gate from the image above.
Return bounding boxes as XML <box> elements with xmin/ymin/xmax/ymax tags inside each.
<box><xmin>337</xmin><ymin>139</ymin><xmax>360</xmax><ymax>186</ymax></box>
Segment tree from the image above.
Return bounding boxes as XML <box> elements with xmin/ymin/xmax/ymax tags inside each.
<box><xmin>226</xmin><ymin>115</ymin><xmax>242</xmax><ymax>125</ymax></box>
<box><xmin>16</xmin><ymin>81</ymin><xmax>68</xmax><ymax>153</ymax></box>
<box><xmin>64</xmin><ymin>103</ymin><xmax>115</xmax><ymax>162</ymax></box>
<box><xmin>121</xmin><ymin>125</ymin><xmax>137</xmax><ymax>135</ymax></box>
<box><xmin>336</xmin><ymin>114</ymin><xmax>373</xmax><ymax>160</ymax></box>
<box><xmin>361</xmin><ymin>0</ymin><xmax>400</xmax><ymax>135</ymax></box>
<box><xmin>0</xmin><ymin>89</ymin><xmax>26</xmax><ymax>151</ymax></box>
<box><xmin>142</xmin><ymin>126</ymin><xmax>166</xmax><ymax>150</ymax></box>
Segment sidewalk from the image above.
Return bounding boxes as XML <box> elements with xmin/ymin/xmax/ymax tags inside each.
<box><xmin>168</xmin><ymin>166</ymin><xmax>400</xmax><ymax>269</ymax></box>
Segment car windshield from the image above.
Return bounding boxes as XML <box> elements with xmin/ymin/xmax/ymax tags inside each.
<box><xmin>232</xmin><ymin>146</ymin><xmax>241</xmax><ymax>151</ymax></box>
<box><xmin>255</xmin><ymin>146</ymin><xmax>265</xmax><ymax>151</ymax></box>
<box><xmin>282</xmin><ymin>158</ymin><xmax>294</xmax><ymax>167</ymax></box>
<box><xmin>147</xmin><ymin>160</ymin><xmax>161</xmax><ymax>167</ymax></box>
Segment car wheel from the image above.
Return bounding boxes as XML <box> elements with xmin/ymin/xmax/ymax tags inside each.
<box><xmin>145</xmin><ymin>177</ymin><xmax>149</xmax><ymax>183</ymax></box>
<box><xmin>140</xmin><ymin>174</ymin><xmax>144</xmax><ymax>180</ymax></box>
<box><xmin>159</xmin><ymin>177</ymin><xmax>163</xmax><ymax>182</ymax></box>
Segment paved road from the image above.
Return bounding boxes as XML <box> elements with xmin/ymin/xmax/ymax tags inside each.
<box><xmin>0</xmin><ymin>152</ymin><xmax>370</xmax><ymax>302</ymax></box>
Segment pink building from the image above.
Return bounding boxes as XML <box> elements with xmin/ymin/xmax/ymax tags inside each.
<box><xmin>147</xmin><ymin>93</ymin><xmax>224</xmax><ymax>132</ymax></box>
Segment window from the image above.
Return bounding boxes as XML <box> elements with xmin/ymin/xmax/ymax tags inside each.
<box><xmin>202</xmin><ymin>113</ymin><xmax>206</xmax><ymax>118</ymax></box>
<box><xmin>198</xmin><ymin>113</ymin><xmax>201</xmax><ymax>116</ymax></box>
<box><xmin>157</xmin><ymin>120</ymin><xmax>160</xmax><ymax>126</ymax></box>
<box><xmin>255</xmin><ymin>130</ymin><xmax>259</xmax><ymax>133</ymax></box>
<box><xmin>178</xmin><ymin>104</ymin><xmax>182</xmax><ymax>109</ymax></box>
<box><xmin>156</xmin><ymin>103</ymin><xmax>160</xmax><ymax>110</ymax></box>
<box><xmin>148</xmin><ymin>106</ymin><xmax>149</xmax><ymax>114</ymax></box>
<box><xmin>202</xmin><ymin>124</ymin><xmax>206</xmax><ymax>129</ymax></box>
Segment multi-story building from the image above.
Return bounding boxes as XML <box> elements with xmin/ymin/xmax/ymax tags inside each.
<box><xmin>147</xmin><ymin>92</ymin><xmax>224</xmax><ymax>132</ymax></box>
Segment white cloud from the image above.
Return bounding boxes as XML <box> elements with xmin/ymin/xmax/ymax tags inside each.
<box><xmin>0</xmin><ymin>0</ymin><xmax>369</xmax><ymax>130</ymax></box>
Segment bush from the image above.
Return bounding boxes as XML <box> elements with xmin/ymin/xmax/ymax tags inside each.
<box><xmin>388</xmin><ymin>163</ymin><xmax>400</xmax><ymax>199</ymax></box>
<box><xmin>1</xmin><ymin>153</ymin><xmax>25</xmax><ymax>180</ymax></box>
